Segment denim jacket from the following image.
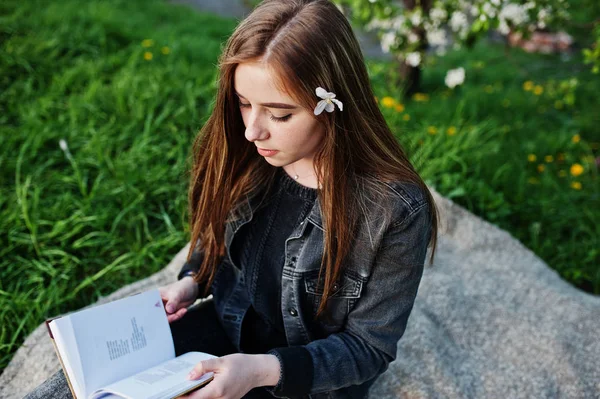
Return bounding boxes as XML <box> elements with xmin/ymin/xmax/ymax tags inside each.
<box><xmin>178</xmin><ymin>178</ymin><xmax>432</xmax><ymax>399</ymax></box>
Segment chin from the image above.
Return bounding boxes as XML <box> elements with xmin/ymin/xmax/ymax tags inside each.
<box><xmin>262</xmin><ymin>156</ymin><xmax>285</xmax><ymax>167</ymax></box>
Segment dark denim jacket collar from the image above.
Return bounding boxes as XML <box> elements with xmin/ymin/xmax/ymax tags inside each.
<box><xmin>231</xmin><ymin>189</ymin><xmax>324</xmax><ymax>232</ymax></box>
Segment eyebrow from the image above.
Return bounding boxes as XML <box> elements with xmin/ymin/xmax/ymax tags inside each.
<box><xmin>234</xmin><ymin>91</ymin><xmax>298</xmax><ymax>110</ymax></box>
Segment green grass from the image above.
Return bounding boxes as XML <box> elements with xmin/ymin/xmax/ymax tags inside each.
<box><xmin>0</xmin><ymin>0</ymin><xmax>598</xmax><ymax>375</ymax></box>
<box><xmin>0</xmin><ymin>0</ymin><xmax>237</xmax><ymax>371</ymax></box>
<box><xmin>367</xmin><ymin>42</ymin><xmax>599</xmax><ymax>293</ymax></box>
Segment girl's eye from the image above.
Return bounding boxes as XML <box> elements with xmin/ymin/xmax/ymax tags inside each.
<box><xmin>238</xmin><ymin>102</ymin><xmax>292</xmax><ymax>123</ymax></box>
<box><xmin>270</xmin><ymin>114</ymin><xmax>292</xmax><ymax>123</ymax></box>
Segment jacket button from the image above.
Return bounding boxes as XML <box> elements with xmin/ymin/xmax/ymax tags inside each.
<box><xmin>288</xmin><ymin>307</ymin><xmax>298</xmax><ymax>317</ymax></box>
<box><xmin>333</xmin><ymin>283</ymin><xmax>339</xmax><ymax>291</ymax></box>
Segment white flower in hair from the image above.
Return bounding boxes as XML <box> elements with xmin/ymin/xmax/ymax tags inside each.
<box><xmin>314</xmin><ymin>87</ymin><xmax>343</xmax><ymax>115</ymax></box>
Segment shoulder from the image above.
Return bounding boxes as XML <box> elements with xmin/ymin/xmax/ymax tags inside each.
<box><xmin>356</xmin><ymin>176</ymin><xmax>431</xmax><ymax>231</ymax></box>
<box><xmin>381</xmin><ymin>180</ymin><xmax>429</xmax><ymax>213</ymax></box>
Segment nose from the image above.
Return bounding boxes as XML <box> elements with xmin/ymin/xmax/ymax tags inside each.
<box><xmin>244</xmin><ymin>110</ymin><xmax>270</xmax><ymax>143</ymax></box>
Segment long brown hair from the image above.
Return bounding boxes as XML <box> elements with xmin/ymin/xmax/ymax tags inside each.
<box><xmin>187</xmin><ymin>0</ymin><xmax>439</xmax><ymax>319</ymax></box>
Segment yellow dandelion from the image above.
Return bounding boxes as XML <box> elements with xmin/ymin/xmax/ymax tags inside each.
<box><xmin>141</xmin><ymin>39</ymin><xmax>154</xmax><ymax>48</ymax></box>
<box><xmin>554</xmin><ymin>100</ymin><xmax>563</xmax><ymax>110</ymax></box>
<box><xmin>161</xmin><ymin>46</ymin><xmax>170</xmax><ymax>55</ymax></box>
<box><xmin>537</xmin><ymin>164</ymin><xmax>545</xmax><ymax>172</ymax></box>
<box><xmin>428</xmin><ymin>126</ymin><xmax>438</xmax><ymax>135</ymax></box>
<box><xmin>570</xmin><ymin>163</ymin><xmax>584</xmax><ymax>176</ymax></box>
<box><xmin>412</xmin><ymin>93</ymin><xmax>429</xmax><ymax>102</ymax></box>
<box><xmin>570</xmin><ymin>181</ymin><xmax>582</xmax><ymax>190</ymax></box>
<box><xmin>558</xmin><ymin>170</ymin><xmax>566</xmax><ymax>177</ymax></box>
<box><xmin>533</xmin><ymin>85</ymin><xmax>544</xmax><ymax>95</ymax></box>
<box><xmin>484</xmin><ymin>85</ymin><xmax>494</xmax><ymax>93</ymax></box>
<box><xmin>527</xmin><ymin>154</ymin><xmax>537</xmax><ymax>163</ymax></box>
<box><xmin>523</xmin><ymin>81</ymin><xmax>534</xmax><ymax>91</ymax></box>
<box><xmin>502</xmin><ymin>99</ymin><xmax>511</xmax><ymax>108</ymax></box>
<box><xmin>394</xmin><ymin>103</ymin><xmax>405</xmax><ymax>112</ymax></box>
<box><xmin>545</xmin><ymin>155</ymin><xmax>554</xmax><ymax>163</ymax></box>
<box><xmin>144</xmin><ymin>52</ymin><xmax>153</xmax><ymax>61</ymax></box>
<box><xmin>572</xmin><ymin>134</ymin><xmax>581</xmax><ymax>143</ymax></box>
<box><xmin>447</xmin><ymin>126</ymin><xmax>457</xmax><ymax>136</ymax></box>
<box><xmin>528</xmin><ymin>177</ymin><xmax>540</xmax><ymax>184</ymax></box>
<box><xmin>381</xmin><ymin>96</ymin><xmax>396</xmax><ymax>108</ymax></box>
<box><xmin>402</xmin><ymin>114</ymin><xmax>411</xmax><ymax>121</ymax></box>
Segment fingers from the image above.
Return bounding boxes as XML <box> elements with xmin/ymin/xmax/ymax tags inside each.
<box><xmin>160</xmin><ymin>284</ymin><xmax>181</xmax><ymax>314</ymax></box>
<box><xmin>165</xmin><ymin>300</ymin><xmax>178</xmax><ymax>313</ymax></box>
<box><xmin>188</xmin><ymin>358</ymin><xmax>221</xmax><ymax>380</ymax></box>
<box><xmin>181</xmin><ymin>380</ymin><xmax>221</xmax><ymax>399</ymax></box>
<box><xmin>167</xmin><ymin>308</ymin><xmax>187</xmax><ymax>324</ymax></box>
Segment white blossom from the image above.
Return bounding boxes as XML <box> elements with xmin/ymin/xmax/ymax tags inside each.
<box><xmin>430</xmin><ymin>8</ymin><xmax>448</xmax><ymax>25</ymax></box>
<box><xmin>406</xmin><ymin>52</ymin><xmax>421</xmax><ymax>67</ymax></box>
<box><xmin>409</xmin><ymin>9</ymin><xmax>422</xmax><ymax>26</ymax></box>
<box><xmin>498</xmin><ymin>19</ymin><xmax>510</xmax><ymax>35</ymax></box>
<box><xmin>408</xmin><ymin>32</ymin><xmax>419</xmax><ymax>43</ymax></box>
<box><xmin>537</xmin><ymin>7</ymin><xmax>551</xmax><ymax>29</ymax></box>
<box><xmin>499</xmin><ymin>4</ymin><xmax>529</xmax><ymax>26</ymax></box>
<box><xmin>366</xmin><ymin>18</ymin><xmax>391</xmax><ymax>31</ymax></box>
<box><xmin>380</xmin><ymin>31</ymin><xmax>396</xmax><ymax>53</ymax></box>
<box><xmin>444</xmin><ymin>67</ymin><xmax>465</xmax><ymax>89</ymax></box>
<box><xmin>427</xmin><ymin>28</ymin><xmax>449</xmax><ymax>47</ymax></box>
<box><xmin>482</xmin><ymin>3</ymin><xmax>497</xmax><ymax>18</ymax></box>
<box><xmin>314</xmin><ymin>87</ymin><xmax>343</xmax><ymax>116</ymax></box>
<box><xmin>450</xmin><ymin>11</ymin><xmax>468</xmax><ymax>33</ymax></box>
<box><xmin>59</xmin><ymin>139</ymin><xmax>73</xmax><ymax>161</ymax></box>
<box><xmin>391</xmin><ymin>15</ymin><xmax>407</xmax><ymax>30</ymax></box>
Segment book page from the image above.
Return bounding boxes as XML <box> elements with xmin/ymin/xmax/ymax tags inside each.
<box><xmin>50</xmin><ymin>316</ymin><xmax>86</xmax><ymax>398</ymax></box>
<box><xmin>69</xmin><ymin>289</ymin><xmax>175</xmax><ymax>398</ymax></box>
<box><xmin>89</xmin><ymin>352</ymin><xmax>216</xmax><ymax>399</ymax></box>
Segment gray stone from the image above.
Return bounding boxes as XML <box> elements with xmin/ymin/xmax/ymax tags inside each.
<box><xmin>2</xmin><ymin>187</ymin><xmax>599</xmax><ymax>398</ymax></box>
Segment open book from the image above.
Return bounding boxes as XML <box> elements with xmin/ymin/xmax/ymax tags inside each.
<box><xmin>46</xmin><ymin>289</ymin><xmax>215</xmax><ymax>399</ymax></box>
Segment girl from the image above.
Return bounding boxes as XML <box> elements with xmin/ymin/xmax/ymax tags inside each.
<box><xmin>25</xmin><ymin>0</ymin><xmax>438</xmax><ymax>398</ymax></box>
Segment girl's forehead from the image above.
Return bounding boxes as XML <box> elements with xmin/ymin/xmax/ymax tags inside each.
<box><xmin>234</xmin><ymin>62</ymin><xmax>296</xmax><ymax>104</ymax></box>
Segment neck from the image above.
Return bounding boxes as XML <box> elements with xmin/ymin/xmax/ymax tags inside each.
<box><xmin>282</xmin><ymin>165</ymin><xmax>320</xmax><ymax>189</ymax></box>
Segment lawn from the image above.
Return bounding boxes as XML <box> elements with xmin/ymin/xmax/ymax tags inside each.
<box><xmin>0</xmin><ymin>0</ymin><xmax>598</xmax><ymax>373</ymax></box>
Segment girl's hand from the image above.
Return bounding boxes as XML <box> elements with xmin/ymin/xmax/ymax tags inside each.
<box><xmin>158</xmin><ymin>277</ymin><xmax>199</xmax><ymax>323</ymax></box>
<box><xmin>180</xmin><ymin>353</ymin><xmax>281</xmax><ymax>399</ymax></box>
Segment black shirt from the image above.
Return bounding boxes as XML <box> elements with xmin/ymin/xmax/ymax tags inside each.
<box><xmin>229</xmin><ymin>168</ymin><xmax>317</xmax><ymax>354</ymax></box>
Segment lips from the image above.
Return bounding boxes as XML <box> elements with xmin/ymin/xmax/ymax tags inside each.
<box><xmin>257</xmin><ymin>147</ymin><xmax>279</xmax><ymax>157</ymax></box>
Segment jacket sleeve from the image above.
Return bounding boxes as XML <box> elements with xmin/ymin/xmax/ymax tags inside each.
<box><xmin>266</xmin><ymin>200</ymin><xmax>432</xmax><ymax>397</ymax></box>
<box><xmin>176</xmin><ymin>243</ymin><xmax>213</xmax><ymax>298</ymax></box>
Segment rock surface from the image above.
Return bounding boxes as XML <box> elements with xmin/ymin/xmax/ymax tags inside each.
<box><xmin>2</xmin><ymin>187</ymin><xmax>599</xmax><ymax>399</ymax></box>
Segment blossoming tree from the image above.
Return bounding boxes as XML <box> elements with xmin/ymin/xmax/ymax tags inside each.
<box><xmin>333</xmin><ymin>0</ymin><xmax>573</xmax><ymax>94</ymax></box>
